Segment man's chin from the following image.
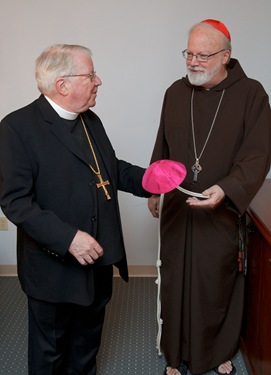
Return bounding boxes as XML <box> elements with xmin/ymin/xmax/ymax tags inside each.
<box><xmin>188</xmin><ymin>74</ymin><xmax>208</xmax><ymax>86</ymax></box>
<box><xmin>88</xmin><ymin>100</ymin><xmax>96</xmax><ymax>108</ymax></box>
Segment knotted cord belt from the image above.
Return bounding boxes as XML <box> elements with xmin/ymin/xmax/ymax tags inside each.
<box><xmin>155</xmin><ymin>193</ymin><xmax>164</xmax><ymax>356</ymax></box>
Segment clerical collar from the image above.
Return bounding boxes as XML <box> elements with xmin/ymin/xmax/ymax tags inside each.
<box><xmin>44</xmin><ymin>96</ymin><xmax>78</xmax><ymax>120</ymax></box>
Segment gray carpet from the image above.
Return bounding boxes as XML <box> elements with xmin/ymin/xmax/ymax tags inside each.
<box><xmin>0</xmin><ymin>276</ymin><xmax>248</xmax><ymax>374</ymax></box>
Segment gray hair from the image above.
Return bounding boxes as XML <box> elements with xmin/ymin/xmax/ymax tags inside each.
<box><xmin>35</xmin><ymin>44</ymin><xmax>92</xmax><ymax>94</ymax></box>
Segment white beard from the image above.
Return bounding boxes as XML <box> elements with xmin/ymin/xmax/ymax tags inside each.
<box><xmin>187</xmin><ymin>69</ymin><xmax>209</xmax><ymax>86</ymax></box>
<box><xmin>187</xmin><ymin>60</ymin><xmax>222</xmax><ymax>86</ymax></box>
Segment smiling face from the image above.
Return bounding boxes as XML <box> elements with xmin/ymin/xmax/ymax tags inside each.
<box><xmin>56</xmin><ymin>51</ymin><xmax>102</xmax><ymax>113</ymax></box>
<box><xmin>186</xmin><ymin>25</ymin><xmax>230</xmax><ymax>89</ymax></box>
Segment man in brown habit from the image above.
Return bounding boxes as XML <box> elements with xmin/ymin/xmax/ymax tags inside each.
<box><xmin>148</xmin><ymin>19</ymin><xmax>271</xmax><ymax>375</ymax></box>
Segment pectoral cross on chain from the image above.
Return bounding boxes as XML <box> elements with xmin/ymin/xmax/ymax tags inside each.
<box><xmin>96</xmin><ymin>173</ymin><xmax>111</xmax><ymax>200</ymax></box>
<box><xmin>191</xmin><ymin>159</ymin><xmax>202</xmax><ymax>183</ymax></box>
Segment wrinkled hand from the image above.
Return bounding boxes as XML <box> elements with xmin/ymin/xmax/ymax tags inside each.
<box><xmin>186</xmin><ymin>184</ymin><xmax>225</xmax><ymax>209</ymax></box>
<box><xmin>148</xmin><ymin>194</ymin><xmax>160</xmax><ymax>218</ymax></box>
<box><xmin>68</xmin><ymin>230</ymin><xmax>103</xmax><ymax>265</ymax></box>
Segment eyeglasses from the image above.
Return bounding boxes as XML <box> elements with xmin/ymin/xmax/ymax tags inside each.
<box><xmin>182</xmin><ymin>49</ymin><xmax>225</xmax><ymax>62</ymax></box>
<box><xmin>61</xmin><ymin>72</ymin><xmax>97</xmax><ymax>82</ymax></box>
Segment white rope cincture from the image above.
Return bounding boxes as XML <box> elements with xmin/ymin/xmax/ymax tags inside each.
<box><xmin>156</xmin><ymin>193</ymin><xmax>164</xmax><ymax>356</ymax></box>
<box><xmin>155</xmin><ymin>187</ymin><xmax>207</xmax><ymax>357</ymax></box>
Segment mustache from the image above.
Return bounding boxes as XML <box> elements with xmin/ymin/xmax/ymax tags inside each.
<box><xmin>188</xmin><ymin>66</ymin><xmax>205</xmax><ymax>73</ymax></box>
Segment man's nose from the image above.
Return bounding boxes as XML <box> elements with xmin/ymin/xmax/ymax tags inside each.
<box><xmin>94</xmin><ymin>75</ymin><xmax>102</xmax><ymax>85</ymax></box>
<box><xmin>190</xmin><ymin>55</ymin><xmax>199</xmax><ymax>65</ymax></box>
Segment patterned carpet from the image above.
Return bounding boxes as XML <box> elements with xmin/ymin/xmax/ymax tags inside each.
<box><xmin>0</xmin><ymin>276</ymin><xmax>248</xmax><ymax>374</ymax></box>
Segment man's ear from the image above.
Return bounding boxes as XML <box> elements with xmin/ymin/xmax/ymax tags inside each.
<box><xmin>55</xmin><ymin>78</ymin><xmax>68</xmax><ymax>96</ymax></box>
<box><xmin>223</xmin><ymin>50</ymin><xmax>231</xmax><ymax>65</ymax></box>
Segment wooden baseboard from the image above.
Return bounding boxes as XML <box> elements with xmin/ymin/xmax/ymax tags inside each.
<box><xmin>0</xmin><ymin>265</ymin><xmax>17</xmax><ymax>276</ymax></box>
<box><xmin>0</xmin><ymin>264</ymin><xmax>157</xmax><ymax>277</ymax></box>
<box><xmin>114</xmin><ymin>265</ymin><xmax>157</xmax><ymax>277</ymax></box>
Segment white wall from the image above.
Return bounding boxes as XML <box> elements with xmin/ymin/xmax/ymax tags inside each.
<box><xmin>0</xmin><ymin>0</ymin><xmax>271</xmax><ymax>265</ymax></box>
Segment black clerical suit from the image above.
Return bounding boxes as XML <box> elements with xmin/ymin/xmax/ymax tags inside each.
<box><xmin>0</xmin><ymin>95</ymin><xmax>149</xmax><ymax>374</ymax></box>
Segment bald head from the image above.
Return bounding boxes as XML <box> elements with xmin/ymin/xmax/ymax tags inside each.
<box><xmin>188</xmin><ymin>22</ymin><xmax>231</xmax><ymax>53</ymax></box>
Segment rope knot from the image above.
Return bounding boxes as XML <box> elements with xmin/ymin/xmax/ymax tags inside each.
<box><xmin>156</xmin><ymin>259</ymin><xmax>162</xmax><ymax>267</ymax></box>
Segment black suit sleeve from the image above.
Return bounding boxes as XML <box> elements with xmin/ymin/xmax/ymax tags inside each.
<box><xmin>116</xmin><ymin>159</ymin><xmax>151</xmax><ymax>197</ymax></box>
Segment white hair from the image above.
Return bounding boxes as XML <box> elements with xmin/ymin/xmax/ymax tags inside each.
<box><xmin>35</xmin><ymin>44</ymin><xmax>92</xmax><ymax>94</ymax></box>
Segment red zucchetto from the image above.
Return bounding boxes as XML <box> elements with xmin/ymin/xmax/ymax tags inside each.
<box><xmin>201</xmin><ymin>19</ymin><xmax>231</xmax><ymax>41</ymax></box>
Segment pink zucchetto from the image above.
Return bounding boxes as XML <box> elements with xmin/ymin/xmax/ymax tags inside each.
<box><xmin>142</xmin><ymin>159</ymin><xmax>187</xmax><ymax>194</ymax></box>
<box><xmin>201</xmin><ymin>19</ymin><xmax>231</xmax><ymax>41</ymax></box>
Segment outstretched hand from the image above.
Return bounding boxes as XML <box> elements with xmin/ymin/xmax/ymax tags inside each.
<box><xmin>186</xmin><ymin>184</ymin><xmax>225</xmax><ymax>209</ymax></box>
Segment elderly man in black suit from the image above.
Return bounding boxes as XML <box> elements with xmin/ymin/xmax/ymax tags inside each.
<box><xmin>0</xmin><ymin>44</ymin><xmax>149</xmax><ymax>375</ymax></box>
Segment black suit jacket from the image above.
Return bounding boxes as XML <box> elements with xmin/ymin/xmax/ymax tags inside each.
<box><xmin>0</xmin><ymin>95</ymin><xmax>149</xmax><ymax>305</ymax></box>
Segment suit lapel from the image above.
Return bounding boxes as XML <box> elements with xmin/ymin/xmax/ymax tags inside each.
<box><xmin>81</xmin><ymin>111</ymin><xmax>118</xmax><ymax>195</ymax></box>
<box><xmin>36</xmin><ymin>96</ymin><xmax>113</xmax><ymax>183</ymax></box>
<box><xmin>80</xmin><ymin>112</ymin><xmax>113</xmax><ymax>179</ymax></box>
<box><xmin>36</xmin><ymin>95</ymin><xmax>90</xmax><ymax>166</ymax></box>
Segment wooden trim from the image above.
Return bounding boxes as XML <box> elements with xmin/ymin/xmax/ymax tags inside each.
<box><xmin>114</xmin><ymin>265</ymin><xmax>157</xmax><ymax>277</ymax></box>
<box><xmin>0</xmin><ymin>265</ymin><xmax>18</xmax><ymax>276</ymax></box>
<box><xmin>0</xmin><ymin>264</ymin><xmax>157</xmax><ymax>277</ymax></box>
<box><xmin>248</xmin><ymin>179</ymin><xmax>271</xmax><ymax>247</ymax></box>
<box><xmin>248</xmin><ymin>208</ymin><xmax>271</xmax><ymax>248</ymax></box>
<box><xmin>240</xmin><ymin>339</ymin><xmax>255</xmax><ymax>375</ymax></box>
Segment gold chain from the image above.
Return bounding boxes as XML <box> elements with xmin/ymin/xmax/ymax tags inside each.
<box><xmin>80</xmin><ymin>114</ymin><xmax>100</xmax><ymax>175</ymax></box>
<box><xmin>79</xmin><ymin>115</ymin><xmax>111</xmax><ymax>200</ymax></box>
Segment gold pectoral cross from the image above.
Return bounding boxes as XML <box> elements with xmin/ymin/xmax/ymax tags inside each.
<box><xmin>96</xmin><ymin>173</ymin><xmax>111</xmax><ymax>200</ymax></box>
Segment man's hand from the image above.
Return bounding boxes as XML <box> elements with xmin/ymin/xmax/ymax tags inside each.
<box><xmin>148</xmin><ymin>194</ymin><xmax>160</xmax><ymax>218</ymax></box>
<box><xmin>186</xmin><ymin>184</ymin><xmax>225</xmax><ymax>209</ymax></box>
<box><xmin>68</xmin><ymin>230</ymin><xmax>103</xmax><ymax>265</ymax></box>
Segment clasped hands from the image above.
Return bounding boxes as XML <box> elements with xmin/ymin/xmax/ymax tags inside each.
<box><xmin>68</xmin><ymin>230</ymin><xmax>103</xmax><ymax>265</ymax></box>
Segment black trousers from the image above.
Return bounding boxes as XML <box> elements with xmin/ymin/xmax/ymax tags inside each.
<box><xmin>27</xmin><ymin>266</ymin><xmax>113</xmax><ymax>375</ymax></box>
